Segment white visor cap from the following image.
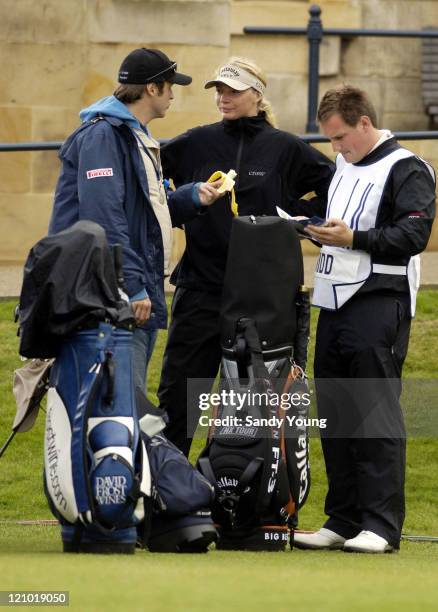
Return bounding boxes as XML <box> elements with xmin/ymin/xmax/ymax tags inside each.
<box><xmin>205</xmin><ymin>64</ymin><xmax>265</xmax><ymax>95</ymax></box>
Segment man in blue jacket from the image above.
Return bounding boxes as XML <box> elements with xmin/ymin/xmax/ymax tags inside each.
<box><xmin>49</xmin><ymin>48</ymin><xmax>221</xmax><ymax>393</ymax></box>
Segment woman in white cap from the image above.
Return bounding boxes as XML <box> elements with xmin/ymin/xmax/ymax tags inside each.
<box><xmin>158</xmin><ymin>57</ymin><xmax>335</xmax><ymax>455</ymax></box>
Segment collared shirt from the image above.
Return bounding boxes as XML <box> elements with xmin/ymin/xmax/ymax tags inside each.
<box><xmin>369</xmin><ymin>129</ymin><xmax>393</xmax><ymax>154</ymax></box>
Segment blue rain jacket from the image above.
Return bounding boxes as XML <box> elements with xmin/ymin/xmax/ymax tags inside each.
<box><xmin>49</xmin><ymin>97</ymin><xmax>201</xmax><ymax>329</ymax></box>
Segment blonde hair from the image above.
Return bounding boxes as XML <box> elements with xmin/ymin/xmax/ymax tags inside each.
<box><xmin>218</xmin><ymin>56</ymin><xmax>277</xmax><ymax>128</ymax></box>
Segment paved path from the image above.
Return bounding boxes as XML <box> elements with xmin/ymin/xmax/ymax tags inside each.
<box><xmin>1</xmin><ymin>252</ymin><xmax>437</xmax><ymax>299</ymax></box>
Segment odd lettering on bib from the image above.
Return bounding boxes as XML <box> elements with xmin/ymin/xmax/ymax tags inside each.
<box><xmin>314</xmin><ymin>248</ymin><xmax>361</xmax><ymax>283</ymax></box>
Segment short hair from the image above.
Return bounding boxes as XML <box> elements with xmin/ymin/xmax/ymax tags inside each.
<box><xmin>317</xmin><ymin>85</ymin><xmax>378</xmax><ymax>128</ymax></box>
<box><xmin>114</xmin><ymin>81</ymin><xmax>165</xmax><ymax>104</ymax></box>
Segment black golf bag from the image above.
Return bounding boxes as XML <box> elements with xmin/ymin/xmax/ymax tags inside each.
<box><xmin>19</xmin><ymin>221</ymin><xmax>217</xmax><ymax>553</ymax></box>
<box><xmin>197</xmin><ymin>216</ymin><xmax>311</xmax><ymax>551</ymax></box>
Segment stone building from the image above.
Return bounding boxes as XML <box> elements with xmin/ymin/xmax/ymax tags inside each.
<box><xmin>0</xmin><ymin>0</ymin><xmax>437</xmax><ymax>266</ymax></box>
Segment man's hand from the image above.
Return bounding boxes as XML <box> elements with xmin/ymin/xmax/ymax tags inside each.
<box><xmin>306</xmin><ymin>218</ymin><xmax>354</xmax><ymax>247</ymax></box>
<box><xmin>197</xmin><ymin>179</ymin><xmax>223</xmax><ymax>206</ymax></box>
<box><xmin>131</xmin><ymin>298</ymin><xmax>152</xmax><ymax>325</ymax></box>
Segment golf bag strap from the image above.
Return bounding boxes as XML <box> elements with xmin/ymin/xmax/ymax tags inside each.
<box><xmin>280</xmin><ymin>369</ymin><xmax>310</xmax><ymax>511</ymax></box>
<box><xmin>235</xmin><ymin>457</ymin><xmax>264</xmax><ymax>496</ymax></box>
<box><xmin>238</xmin><ymin>320</ymin><xmax>282</xmax><ymax>518</ymax></box>
<box><xmin>280</xmin><ymin>415</ymin><xmax>296</xmax><ymax>519</ymax></box>
<box><xmin>197</xmin><ymin>456</ymin><xmax>221</xmax><ymax>495</ymax></box>
<box><xmin>253</xmin><ymin>435</ymin><xmax>281</xmax><ymax>518</ymax></box>
<box><xmin>222</xmin><ymin>457</ymin><xmax>264</xmax><ymax>528</ymax></box>
<box><xmin>236</xmin><ymin>454</ymin><xmax>281</xmax><ymax>530</ymax></box>
<box><xmin>102</xmin><ymin>352</ymin><xmax>115</xmax><ymax>407</ymax></box>
<box><xmin>198</xmin><ymin>456</ymin><xmax>264</xmax><ymax>528</ymax></box>
<box><xmin>293</xmin><ymin>286</ymin><xmax>310</xmax><ymax>370</ymax></box>
<box><xmin>71</xmin><ymin>361</ymin><xmax>104</xmax><ymax>521</ymax></box>
<box><xmin>198</xmin><ymin>455</ymin><xmax>264</xmax><ymax>498</ymax></box>
<box><xmin>237</xmin><ymin>318</ymin><xmax>271</xmax><ymax>383</ymax></box>
<box><xmin>71</xmin><ymin>323</ymin><xmax>115</xmax><ymax>529</ymax></box>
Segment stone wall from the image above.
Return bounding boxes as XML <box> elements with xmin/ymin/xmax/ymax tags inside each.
<box><xmin>0</xmin><ymin>0</ymin><xmax>436</xmax><ymax>266</ymax></box>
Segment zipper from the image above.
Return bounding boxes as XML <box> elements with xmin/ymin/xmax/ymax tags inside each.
<box><xmin>108</xmin><ymin>453</ymin><xmax>135</xmax><ymax>474</ymax></box>
<box><xmin>234</xmin><ymin>122</ymin><xmax>245</xmax><ymax>190</ymax></box>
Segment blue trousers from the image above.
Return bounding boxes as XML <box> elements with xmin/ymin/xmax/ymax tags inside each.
<box><xmin>132</xmin><ymin>327</ymin><xmax>158</xmax><ymax>397</ymax></box>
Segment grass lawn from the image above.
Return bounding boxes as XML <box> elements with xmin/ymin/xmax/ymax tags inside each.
<box><xmin>1</xmin><ymin>292</ymin><xmax>437</xmax><ymax>611</ymax></box>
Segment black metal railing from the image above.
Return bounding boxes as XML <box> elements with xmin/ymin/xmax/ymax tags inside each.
<box><xmin>244</xmin><ymin>4</ymin><xmax>438</xmax><ymax>133</ymax></box>
<box><xmin>0</xmin><ymin>142</ymin><xmax>63</xmax><ymax>152</ymax></box>
<box><xmin>1</xmin><ymin>131</ymin><xmax>438</xmax><ymax>154</ymax></box>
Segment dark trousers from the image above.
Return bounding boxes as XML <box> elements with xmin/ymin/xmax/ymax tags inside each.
<box><xmin>314</xmin><ymin>293</ymin><xmax>411</xmax><ymax>548</ymax></box>
<box><xmin>158</xmin><ymin>288</ymin><xmax>223</xmax><ymax>456</ymax></box>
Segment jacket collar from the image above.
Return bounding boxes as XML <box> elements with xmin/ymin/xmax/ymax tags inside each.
<box><xmin>100</xmin><ymin>115</ymin><xmax>125</xmax><ymax>127</ymax></box>
<box><xmin>222</xmin><ymin>112</ymin><xmax>269</xmax><ymax>137</ymax></box>
<box><xmin>353</xmin><ymin>137</ymin><xmax>401</xmax><ymax>166</ymax></box>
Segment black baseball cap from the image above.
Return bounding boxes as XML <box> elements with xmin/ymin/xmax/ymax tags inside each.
<box><xmin>118</xmin><ymin>48</ymin><xmax>192</xmax><ymax>86</ymax></box>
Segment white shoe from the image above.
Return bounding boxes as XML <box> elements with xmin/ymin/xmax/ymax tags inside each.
<box><xmin>293</xmin><ymin>528</ymin><xmax>346</xmax><ymax>550</ymax></box>
<box><xmin>343</xmin><ymin>530</ymin><xmax>394</xmax><ymax>553</ymax></box>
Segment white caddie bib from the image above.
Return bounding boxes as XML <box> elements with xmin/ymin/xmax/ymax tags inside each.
<box><xmin>313</xmin><ymin>146</ymin><xmax>416</xmax><ymax>311</ymax></box>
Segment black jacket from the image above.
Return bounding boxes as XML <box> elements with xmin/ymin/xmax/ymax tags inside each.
<box><xmin>351</xmin><ymin>138</ymin><xmax>436</xmax><ymax>296</ymax></box>
<box><xmin>19</xmin><ymin>221</ymin><xmax>134</xmax><ymax>358</ymax></box>
<box><xmin>161</xmin><ymin>114</ymin><xmax>334</xmax><ymax>291</ymax></box>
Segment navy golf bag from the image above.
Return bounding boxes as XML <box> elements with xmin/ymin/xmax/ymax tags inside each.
<box><xmin>141</xmin><ymin>423</ymin><xmax>216</xmax><ymax>553</ymax></box>
<box><xmin>19</xmin><ymin>221</ymin><xmax>217</xmax><ymax>553</ymax></box>
<box><xmin>197</xmin><ymin>216</ymin><xmax>311</xmax><ymax>551</ymax></box>
<box><xmin>45</xmin><ymin>322</ymin><xmax>150</xmax><ymax>553</ymax></box>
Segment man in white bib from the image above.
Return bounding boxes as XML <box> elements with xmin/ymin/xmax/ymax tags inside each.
<box><xmin>294</xmin><ymin>86</ymin><xmax>436</xmax><ymax>553</ymax></box>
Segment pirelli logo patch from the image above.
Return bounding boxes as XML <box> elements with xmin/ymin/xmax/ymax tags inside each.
<box><xmin>86</xmin><ymin>168</ymin><xmax>114</xmax><ymax>179</ymax></box>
